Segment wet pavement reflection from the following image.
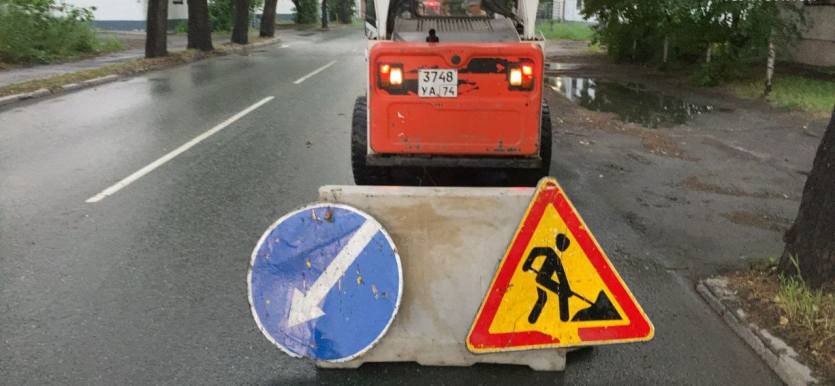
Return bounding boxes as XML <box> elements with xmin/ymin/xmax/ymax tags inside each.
<box><xmin>546</xmin><ymin>62</ymin><xmax>584</xmax><ymax>71</ymax></box>
<box><xmin>545</xmin><ymin>75</ymin><xmax>715</xmax><ymax>128</ymax></box>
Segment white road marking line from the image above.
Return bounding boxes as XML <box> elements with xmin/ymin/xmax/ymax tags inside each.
<box><xmin>287</xmin><ymin>221</ymin><xmax>379</xmax><ymax>327</ymax></box>
<box><xmin>293</xmin><ymin>60</ymin><xmax>337</xmax><ymax>84</ymax></box>
<box><xmin>85</xmin><ymin>96</ymin><xmax>275</xmax><ymax>203</ymax></box>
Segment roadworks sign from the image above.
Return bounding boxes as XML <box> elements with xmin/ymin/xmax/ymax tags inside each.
<box><xmin>467</xmin><ymin>178</ymin><xmax>654</xmax><ymax>353</ymax></box>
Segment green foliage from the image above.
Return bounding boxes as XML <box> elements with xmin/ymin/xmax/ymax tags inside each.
<box><xmin>779</xmin><ymin>274</ymin><xmax>824</xmax><ymax>332</ymax></box>
<box><xmin>731</xmin><ymin>76</ymin><xmax>835</xmax><ymax>118</ymax></box>
<box><xmin>0</xmin><ymin>0</ymin><xmax>116</xmax><ymax>64</ymax></box>
<box><xmin>209</xmin><ymin>0</ymin><xmax>264</xmax><ymax>32</ymax></box>
<box><xmin>209</xmin><ymin>0</ymin><xmax>236</xmax><ymax>31</ymax></box>
<box><xmin>582</xmin><ymin>0</ymin><xmax>804</xmax><ymax>84</ymax></box>
<box><xmin>535</xmin><ymin>22</ymin><xmax>595</xmax><ymax>41</ymax></box>
<box><xmin>292</xmin><ymin>0</ymin><xmax>319</xmax><ymax>24</ymax></box>
<box><xmin>174</xmin><ymin>21</ymin><xmax>189</xmax><ymax>34</ymax></box>
<box><xmin>777</xmin><ymin>262</ymin><xmax>834</xmax><ymax>341</ymax></box>
<box><xmin>328</xmin><ymin>0</ymin><xmax>356</xmax><ymax>23</ymax></box>
<box><xmin>691</xmin><ymin>52</ymin><xmax>744</xmax><ymax>86</ymax></box>
<box><xmin>95</xmin><ymin>36</ymin><xmax>124</xmax><ymax>53</ymax></box>
<box><xmin>586</xmin><ymin>42</ymin><xmax>604</xmax><ymax>53</ymax></box>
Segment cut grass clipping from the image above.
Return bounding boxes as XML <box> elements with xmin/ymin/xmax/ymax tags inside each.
<box><xmin>731</xmin><ymin>76</ymin><xmax>835</xmax><ymax>118</ymax></box>
<box><xmin>536</xmin><ymin>22</ymin><xmax>595</xmax><ymax>41</ymax></box>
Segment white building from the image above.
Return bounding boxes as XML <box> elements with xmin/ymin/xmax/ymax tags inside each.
<box><xmin>65</xmin><ymin>0</ymin><xmax>398</xmax><ymax>30</ymax></box>
<box><xmin>67</xmin><ymin>0</ymin><xmax>188</xmax><ymax>30</ymax></box>
<box><xmin>271</xmin><ymin>0</ymin><xmax>363</xmax><ymax>21</ymax></box>
<box><xmin>277</xmin><ymin>0</ymin><xmax>296</xmax><ymax>20</ymax></box>
<box><xmin>551</xmin><ymin>0</ymin><xmax>597</xmax><ymax>24</ymax></box>
<box><xmin>562</xmin><ymin>0</ymin><xmax>595</xmax><ymax>23</ymax></box>
<box><xmin>790</xmin><ymin>2</ymin><xmax>835</xmax><ymax>66</ymax></box>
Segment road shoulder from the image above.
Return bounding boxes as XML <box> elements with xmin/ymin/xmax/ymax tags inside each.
<box><xmin>0</xmin><ymin>37</ymin><xmax>280</xmax><ymax>109</ymax></box>
<box><xmin>698</xmin><ymin>278</ymin><xmax>818</xmax><ymax>386</ymax></box>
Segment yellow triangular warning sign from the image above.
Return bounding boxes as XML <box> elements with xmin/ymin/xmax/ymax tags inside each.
<box><xmin>467</xmin><ymin>178</ymin><xmax>654</xmax><ymax>353</ymax></box>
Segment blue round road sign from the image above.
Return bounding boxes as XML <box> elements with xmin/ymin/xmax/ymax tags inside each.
<box><xmin>248</xmin><ymin>203</ymin><xmax>402</xmax><ymax>362</ymax></box>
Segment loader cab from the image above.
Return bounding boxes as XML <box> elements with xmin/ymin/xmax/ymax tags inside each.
<box><xmin>364</xmin><ymin>0</ymin><xmax>379</xmax><ymax>39</ymax></box>
<box><xmin>365</xmin><ymin>0</ymin><xmax>542</xmax><ymax>42</ymax></box>
<box><xmin>353</xmin><ymin>0</ymin><xmax>551</xmax><ymax>187</ymax></box>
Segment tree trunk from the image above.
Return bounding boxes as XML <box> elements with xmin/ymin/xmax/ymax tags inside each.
<box><xmin>322</xmin><ymin>0</ymin><xmax>329</xmax><ymax>29</ymax></box>
<box><xmin>706</xmin><ymin>44</ymin><xmax>712</xmax><ymax>63</ymax></box>
<box><xmin>187</xmin><ymin>0</ymin><xmax>214</xmax><ymax>51</ymax></box>
<box><xmin>232</xmin><ymin>0</ymin><xmax>250</xmax><ymax>45</ymax></box>
<box><xmin>765</xmin><ymin>30</ymin><xmax>776</xmax><ymax>95</ymax></box>
<box><xmin>662</xmin><ymin>35</ymin><xmax>669</xmax><ymax>64</ymax></box>
<box><xmin>260</xmin><ymin>0</ymin><xmax>278</xmax><ymax>37</ymax></box>
<box><xmin>145</xmin><ymin>0</ymin><xmax>169</xmax><ymax>58</ymax></box>
<box><xmin>779</xmin><ymin>106</ymin><xmax>835</xmax><ymax>289</ymax></box>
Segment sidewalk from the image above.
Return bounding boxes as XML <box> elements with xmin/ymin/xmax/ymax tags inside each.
<box><xmin>0</xmin><ymin>31</ymin><xmax>232</xmax><ymax>88</ymax></box>
<box><xmin>0</xmin><ymin>30</ymin><xmax>284</xmax><ymax>107</ymax></box>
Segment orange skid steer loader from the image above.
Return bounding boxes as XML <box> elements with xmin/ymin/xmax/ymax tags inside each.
<box><xmin>352</xmin><ymin>0</ymin><xmax>551</xmax><ymax>185</ymax></box>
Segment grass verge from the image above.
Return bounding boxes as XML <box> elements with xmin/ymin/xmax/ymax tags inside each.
<box><xmin>729</xmin><ymin>76</ymin><xmax>835</xmax><ymax>119</ymax></box>
<box><xmin>585</xmin><ymin>43</ymin><xmax>605</xmax><ymax>54</ymax></box>
<box><xmin>724</xmin><ymin>261</ymin><xmax>835</xmax><ymax>382</ymax></box>
<box><xmin>95</xmin><ymin>37</ymin><xmax>125</xmax><ymax>52</ymax></box>
<box><xmin>536</xmin><ymin>22</ymin><xmax>595</xmax><ymax>41</ymax></box>
<box><xmin>0</xmin><ymin>37</ymin><xmax>274</xmax><ymax>98</ymax></box>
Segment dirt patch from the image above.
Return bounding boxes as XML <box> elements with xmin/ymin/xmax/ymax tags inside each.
<box><xmin>627</xmin><ymin>126</ymin><xmax>694</xmax><ymax>159</ymax></box>
<box><xmin>623</xmin><ymin>211</ymin><xmax>647</xmax><ymax>233</ymax></box>
<box><xmin>701</xmin><ymin>137</ymin><xmax>764</xmax><ymax>162</ymax></box>
<box><xmin>545</xmin><ymin>87</ymin><xmax>694</xmax><ymax>160</ymax></box>
<box><xmin>679</xmin><ymin>176</ymin><xmax>790</xmax><ymax>200</ymax></box>
<box><xmin>101</xmin><ymin>33</ymin><xmax>146</xmax><ymax>51</ymax></box>
<box><xmin>0</xmin><ymin>62</ymin><xmax>22</xmax><ymax>71</ymax></box>
<box><xmin>724</xmin><ymin>268</ymin><xmax>835</xmax><ymax>382</ymax></box>
<box><xmin>721</xmin><ymin>211</ymin><xmax>792</xmax><ymax>233</ymax></box>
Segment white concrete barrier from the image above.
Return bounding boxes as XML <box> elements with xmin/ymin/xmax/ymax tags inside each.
<box><xmin>316</xmin><ymin>185</ymin><xmax>569</xmax><ymax>371</ymax></box>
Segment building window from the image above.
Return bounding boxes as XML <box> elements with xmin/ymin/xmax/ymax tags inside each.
<box><xmin>174</xmin><ymin>0</ymin><xmax>183</xmax><ymax>4</ymax></box>
<box><xmin>576</xmin><ymin>0</ymin><xmax>583</xmax><ymax>10</ymax></box>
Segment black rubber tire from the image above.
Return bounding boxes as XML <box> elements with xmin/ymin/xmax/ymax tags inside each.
<box><xmin>506</xmin><ymin>100</ymin><xmax>553</xmax><ymax>186</ymax></box>
<box><xmin>351</xmin><ymin>96</ymin><xmax>391</xmax><ymax>185</ymax></box>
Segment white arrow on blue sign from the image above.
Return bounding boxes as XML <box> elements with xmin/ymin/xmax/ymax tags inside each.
<box><xmin>248</xmin><ymin>203</ymin><xmax>402</xmax><ymax>362</ymax></box>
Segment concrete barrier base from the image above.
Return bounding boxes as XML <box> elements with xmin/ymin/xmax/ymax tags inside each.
<box><xmin>315</xmin><ymin>185</ymin><xmax>569</xmax><ymax>371</ymax></box>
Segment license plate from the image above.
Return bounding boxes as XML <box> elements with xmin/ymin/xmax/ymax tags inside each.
<box><xmin>418</xmin><ymin>69</ymin><xmax>458</xmax><ymax>98</ymax></box>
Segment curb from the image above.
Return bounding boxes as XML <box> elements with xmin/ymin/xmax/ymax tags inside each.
<box><xmin>0</xmin><ymin>37</ymin><xmax>280</xmax><ymax>109</ymax></box>
<box><xmin>0</xmin><ymin>88</ymin><xmax>50</xmax><ymax>107</ymax></box>
<box><xmin>697</xmin><ymin>278</ymin><xmax>818</xmax><ymax>386</ymax></box>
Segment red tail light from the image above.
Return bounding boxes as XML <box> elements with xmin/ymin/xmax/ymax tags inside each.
<box><xmin>378</xmin><ymin>63</ymin><xmax>404</xmax><ymax>89</ymax></box>
<box><xmin>508</xmin><ymin>60</ymin><xmax>535</xmax><ymax>91</ymax></box>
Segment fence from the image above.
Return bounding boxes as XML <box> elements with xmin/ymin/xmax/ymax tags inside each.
<box><xmin>536</xmin><ymin>0</ymin><xmax>564</xmax><ymax>22</ymax></box>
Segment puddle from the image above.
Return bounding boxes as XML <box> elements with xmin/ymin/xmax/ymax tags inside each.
<box><xmin>546</xmin><ymin>62</ymin><xmax>584</xmax><ymax>71</ymax></box>
<box><xmin>546</xmin><ymin>76</ymin><xmax>715</xmax><ymax>128</ymax></box>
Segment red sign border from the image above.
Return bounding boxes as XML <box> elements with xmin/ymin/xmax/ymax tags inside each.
<box><xmin>467</xmin><ymin>179</ymin><xmax>654</xmax><ymax>352</ymax></box>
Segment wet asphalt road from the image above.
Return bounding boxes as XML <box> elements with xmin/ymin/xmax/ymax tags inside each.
<box><xmin>0</xmin><ymin>27</ymin><xmax>780</xmax><ymax>385</ymax></box>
